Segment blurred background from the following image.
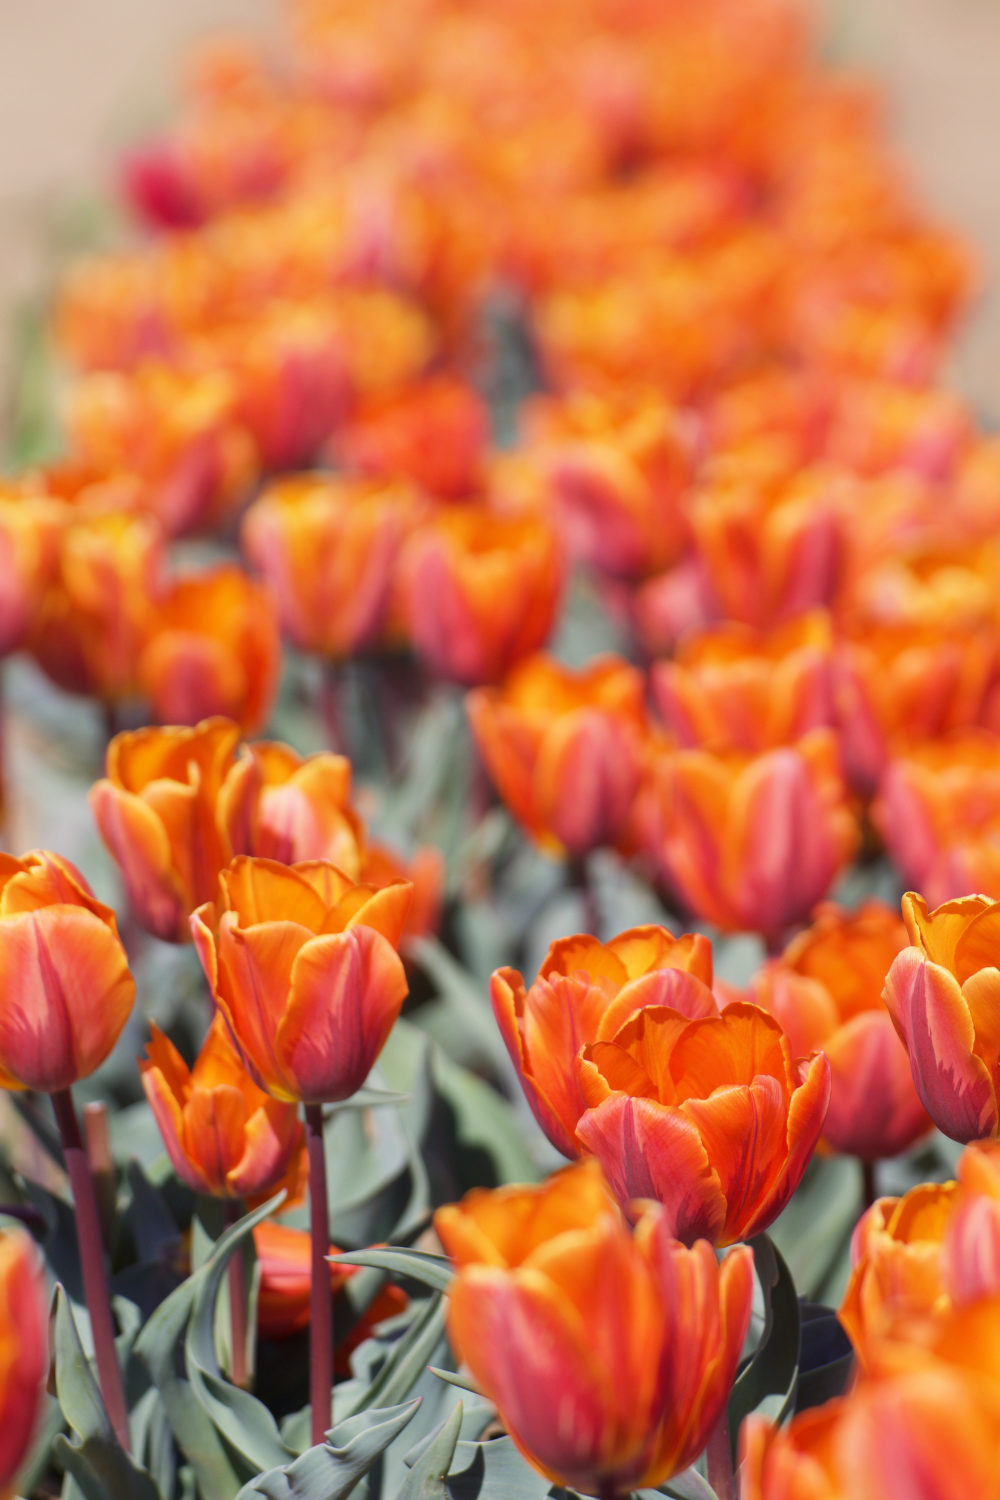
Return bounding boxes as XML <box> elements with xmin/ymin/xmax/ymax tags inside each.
<box><xmin>1</xmin><ymin>0</ymin><xmax>998</xmax><ymax>432</ymax></box>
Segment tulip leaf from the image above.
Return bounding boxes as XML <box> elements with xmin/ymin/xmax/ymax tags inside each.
<box><xmin>444</xmin><ymin>1435</ymin><xmax>552</xmax><ymax>1500</ymax></box>
<box><xmin>51</xmin><ymin>1286</ymin><xmax>162</xmax><ymax>1500</ymax></box>
<box><xmin>340</xmin><ymin>1293</ymin><xmax>447</xmax><ymax>1420</ymax></box>
<box><xmin>769</xmin><ymin>1157</ymin><xmax>859</xmax><ymax>1302</ymax></box>
<box><xmin>186</xmin><ymin>1200</ymin><xmax>293</xmax><ymax>1471</ymax></box>
<box><xmin>427</xmin><ymin>1366</ymin><xmax>482</xmax><ymax>1396</ymax></box>
<box><xmin>727</xmin><ymin>1235</ymin><xmax>800</xmax><ymax>1460</ymax></box>
<box><xmin>333</xmin><ymin>1247</ymin><xmax>454</xmax><ymax>1293</ymax></box>
<box><xmin>397</xmin><ymin>1400</ymin><xmax>464</xmax><ymax>1499</ymax></box>
<box><xmin>793</xmin><ymin>1302</ymin><xmax>854</xmax><ymax>1413</ymax></box>
<box><xmin>234</xmin><ymin>1399</ymin><xmax>422</xmax><ymax>1499</ymax></box>
<box><xmin>642</xmin><ymin>1467</ymin><xmax>719</xmax><ymax>1500</ymax></box>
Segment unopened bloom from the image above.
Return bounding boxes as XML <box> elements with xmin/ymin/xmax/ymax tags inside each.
<box><xmin>492</xmin><ymin>926</ymin><xmax>717</xmax><ymax>1159</ymax></box>
<box><xmin>0</xmin><ymin>1228</ymin><xmax>49</xmax><ymax>1495</ymax></box>
<box><xmin>645</xmin><ymin>730</ymin><xmax>858</xmax><ymax>942</ymax></box>
<box><xmin>141</xmin><ymin>1015</ymin><xmax>304</xmax><ymax>1198</ymax></box>
<box><xmin>435</xmin><ymin>1160</ymin><xmax>753</xmax><ymax>1497</ymax></box>
<box><xmin>91</xmin><ymin>719</ymin><xmax>241</xmax><ymax>942</ymax></box>
<box><xmin>577</xmin><ymin>1002</ymin><xmax>830</xmax><ymax>1244</ymax></box>
<box><xmin>0</xmin><ymin>851</ymin><xmax>135</xmax><ymax>1092</ymax></box>
<box><xmin>883</xmin><ymin>891</ymin><xmax>1000</xmax><ymax>1142</ymax></box>
<box><xmin>140</xmin><ymin>563</ymin><xmax>281</xmax><ymax>734</ymax></box>
<box><xmin>404</xmin><ymin>509</ymin><xmax>564</xmax><ymax>686</ymax></box>
<box><xmin>191</xmin><ymin>857</ymin><xmax>411</xmax><ymax>1103</ymax></box>
<box><xmin>749</xmin><ymin>902</ymin><xmax>929</xmax><ymax>1159</ymax></box>
<box><xmin>467</xmin><ymin>653</ymin><xmax>647</xmax><ymax>857</ymax></box>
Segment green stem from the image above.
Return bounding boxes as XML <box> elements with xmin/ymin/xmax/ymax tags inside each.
<box><xmin>305</xmin><ymin>1102</ymin><xmax>332</xmax><ymax>1445</ymax></box>
<box><xmin>52</xmin><ymin>1088</ymin><xmax>130</xmax><ymax>1452</ymax></box>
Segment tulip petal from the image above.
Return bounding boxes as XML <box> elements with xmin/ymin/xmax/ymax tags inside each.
<box><xmin>215</xmin><ymin>917</ymin><xmax>310</xmax><ymax>1098</ymax></box>
<box><xmin>90</xmin><ymin>782</ymin><xmax>188</xmax><ymax>941</ymax></box>
<box><xmin>183</xmin><ymin>1085</ymin><xmax>249</xmax><ymax>1194</ymax></box>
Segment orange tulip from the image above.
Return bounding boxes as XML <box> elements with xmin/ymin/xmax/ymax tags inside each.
<box><xmin>0</xmin><ymin>1227</ymin><xmax>49</xmax><ymax>1495</ymax></box>
<box><xmin>644</xmin><ymin>730</ymin><xmax>858</xmax><ymax>942</ymax></box>
<box><xmin>434</xmin><ymin>1160</ymin><xmax>754</xmax><ymax>1498</ymax></box>
<box><xmin>0</xmin><ymin>851</ymin><xmax>135</xmax><ymax>1093</ymax></box>
<box><xmin>576</xmin><ymin>1001</ymin><xmax>830</xmax><ymax>1244</ymax></box>
<box><xmin>0</xmin><ymin>495</ymin><xmax>63</xmax><ymax>657</ymax></box>
<box><xmin>139</xmin><ymin>564</ymin><xmax>281</xmax><ymax>735</ymax></box>
<box><xmin>219</xmin><ymin>740</ymin><xmax>365</xmax><ymax>876</ymax></box>
<box><xmin>141</xmin><ymin>1015</ymin><xmax>304</xmax><ymax>1198</ymax></box>
<box><xmin>873</xmin><ymin>732</ymin><xmax>1000</xmax><ymax>906</ymax></box>
<box><xmin>883</xmin><ymin>891</ymin><xmax>1000</xmax><ymax>1142</ymax></box>
<box><xmin>749</xmin><ymin>902</ymin><xmax>930</xmax><ymax>1159</ymax></box>
<box><xmin>492</xmin><ymin>926</ymin><xmax>717</xmax><ymax>1159</ymax></box>
<box><xmin>91</xmin><ymin>719</ymin><xmax>241</xmax><ymax>943</ymax></box>
<box><xmin>360</xmin><ymin>840</ymin><xmax>444</xmax><ymax>945</ymax></box>
<box><xmin>254</xmin><ymin>1221</ymin><xmax>407</xmax><ymax>1357</ymax></box>
<box><xmin>650</xmin><ymin>614</ymin><xmax>836</xmax><ymax>753</ymax></box>
<box><xmin>241</xmin><ymin>473</ymin><xmax>411</xmax><ymax>659</ymax></box>
<box><xmin>332</xmin><ymin>376</ymin><xmax>488</xmax><ymax>501</ymax></box>
<box><xmin>467</xmin><ymin>653</ymin><xmax>648</xmax><ymax>857</ymax></box>
<box><xmin>404</xmin><ymin>508</ymin><xmax>564</xmax><ymax>686</ymax></box>
<box><xmin>191</xmin><ymin>857</ymin><xmax>411</xmax><ymax>1103</ymax></box>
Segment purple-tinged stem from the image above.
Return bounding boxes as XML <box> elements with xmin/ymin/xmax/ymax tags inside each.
<box><xmin>305</xmin><ymin>1102</ymin><xmax>333</xmax><ymax>1445</ymax></box>
<box><xmin>861</xmin><ymin>1157</ymin><xmax>878</xmax><ymax>1213</ymax></box>
<box><xmin>568</xmin><ymin>854</ymin><xmax>600</xmax><ymax>937</ymax></box>
<box><xmin>225</xmin><ymin>1199</ymin><xmax>249</xmax><ymax>1389</ymax></box>
<box><xmin>52</xmin><ymin>1088</ymin><xmax>130</xmax><ymax>1452</ymax></box>
<box><xmin>84</xmin><ymin>1100</ymin><xmax>115</xmax><ymax>1251</ymax></box>
<box><xmin>705</xmin><ymin>1403</ymin><xmax>736</xmax><ymax>1500</ymax></box>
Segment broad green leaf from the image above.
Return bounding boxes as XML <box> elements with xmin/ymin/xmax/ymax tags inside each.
<box><xmin>445</xmin><ymin>1436</ymin><xmax>552</xmax><ymax>1500</ymax></box>
<box><xmin>727</xmin><ymin>1236</ymin><xmax>800</xmax><ymax>1460</ymax></box>
<box><xmin>398</xmin><ymin>1401</ymin><xmax>463</xmax><ymax>1499</ymax></box>
<box><xmin>427</xmin><ymin>1367</ymin><xmax>481</xmax><ymax>1397</ymax></box>
<box><xmin>332</xmin><ymin>1247</ymin><xmax>453</xmax><ymax>1294</ymax></box>
<box><xmin>641</xmin><ymin>1466</ymin><xmax>719</xmax><ymax>1500</ymax></box>
<box><xmin>235</xmin><ymin>1400</ymin><xmax>421</xmax><ymax>1499</ymax></box>
<box><xmin>340</xmin><ymin>1295</ymin><xmax>447</xmax><ymax>1420</ymax></box>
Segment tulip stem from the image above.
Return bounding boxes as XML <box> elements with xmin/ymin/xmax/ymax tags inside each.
<box><xmin>568</xmin><ymin>854</ymin><xmax>599</xmax><ymax>937</ymax></box>
<box><xmin>51</xmin><ymin>1088</ymin><xmax>131</xmax><ymax>1453</ymax></box>
<box><xmin>861</xmin><ymin>1158</ymin><xmax>878</xmax><ymax>1212</ymax></box>
<box><xmin>225</xmin><ymin>1199</ymin><xmax>249</xmax><ymax>1389</ymax></box>
<box><xmin>705</xmin><ymin>1404</ymin><xmax>736</xmax><ymax>1500</ymax></box>
<box><xmin>320</xmin><ymin>660</ymin><xmax>349</xmax><ymax>759</ymax></box>
<box><xmin>305</xmin><ymin>1102</ymin><xmax>333</xmax><ymax>1445</ymax></box>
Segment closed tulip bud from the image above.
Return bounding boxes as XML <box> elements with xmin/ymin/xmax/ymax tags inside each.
<box><xmin>434</xmin><ymin>1160</ymin><xmax>754</xmax><ymax>1498</ymax></box>
<box><xmin>404</xmin><ymin>509</ymin><xmax>564</xmax><ymax>686</ymax></box>
<box><xmin>254</xmin><ymin>1221</ymin><xmax>407</xmax><ymax>1356</ymax></box>
<box><xmin>140</xmin><ymin>564</ymin><xmax>281</xmax><ymax>735</ymax></box>
<box><xmin>241</xmin><ymin>473</ymin><xmax>411</xmax><ymax>660</ymax></box>
<box><xmin>0</xmin><ymin>1228</ymin><xmax>49</xmax><ymax>1495</ymax></box>
<box><xmin>467</xmin><ymin>653</ymin><xmax>647</xmax><ymax>858</ymax></box>
<box><xmin>219</xmin><ymin>741</ymin><xmax>365</xmax><ymax>876</ymax></box>
<box><xmin>651</xmin><ymin>614</ymin><xmax>836</xmax><ymax>753</ymax></box>
<box><xmin>646</xmin><ymin>731</ymin><xmax>858</xmax><ymax>942</ymax></box>
<box><xmin>492</xmin><ymin>926</ymin><xmax>718</xmax><ymax>1159</ymax></box>
<box><xmin>750</xmin><ymin>902</ymin><xmax>929</xmax><ymax>1159</ymax></box>
<box><xmin>883</xmin><ymin>891</ymin><xmax>1000</xmax><ymax>1142</ymax></box>
<box><xmin>191</xmin><ymin>857</ymin><xmax>411</xmax><ymax>1103</ymax></box>
<box><xmin>141</xmin><ymin>1015</ymin><xmax>304</xmax><ymax>1198</ymax></box>
<box><xmin>91</xmin><ymin>719</ymin><xmax>241</xmax><ymax>943</ymax></box>
<box><xmin>0</xmin><ymin>851</ymin><xmax>135</xmax><ymax>1092</ymax></box>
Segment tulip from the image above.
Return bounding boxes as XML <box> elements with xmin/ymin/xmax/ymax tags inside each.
<box><xmin>241</xmin><ymin>473</ymin><xmax>412</xmax><ymax>660</ymax></box>
<box><xmin>576</xmin><ymin>1002</ymin><xmax>830</xmax><ymax>1244</ymax></box>
<box><xmin>0</xmin><ymin>1228</ymin><xmax>49</xmax><ymax>1496</ymax></box>
<box><xmin>0</xmin><ymin>495</ymin><xmax>63</xmax><ymax>657</ymax></box>
<box><xmin>141</xmin><ymin>1015</ymin><xmax>304</xmax><ymax>1199</ymax></box>
<box><xmin>644</xmin><ymin>730</ymin><xmax>858</xmax><ymax>943</ymax></box>
<box><xmin>883</xmin><ymin>891</ymin><xmax>1000</xmax><ymax>1142</ymax></box>
<box><xmin>140</xmin><ymin>564</ymin><xmax>281</xmax><ymax>735</ymax></box>
<box><xmin>404</xmin><ymin>508</ymin><xmax>564</xmax><ymax>686</ymax></box>
<box><xmin>434</xmin><ymin>1160</ymin><xmax>754</xmax><ymax>1498</ymax></box>
<box><xmin>467</xmin><ymin>654</ymin><xmax>648</xmax><ymax>858</ymax></box>
<box><xmin>90</xmin><ymin>718</ymin><xmax>241</xmax><ymax>943</ymax></box>
<box><xmin>254</xmin><ymin>1220</ymin><xmax>407</xmax><ymax>1356</ymax></box>
<box><xmin>873</xmin><ymin>733</ymin><xmax>1000</xmax><ymax>906</ymax></box>
<box><xmin>651</xmin><ymin>614</ymin><xmax>836</xmax><ymax>753</ymax></box>
<box><xmin>332</xmin><ymin>376</ymin><xmax>488</xmax><ymax>501</ymax></box>
<box><xmin>0</xmin><ymin>850</ymin><xmax>135</xmax><ymax>1094</ymax></box>
<box><xmin>492</xmin><ymin>926</ymin><xmax>718</xmax><ymax>1159</ymax></box>
<box><xmin>219</xmin><ymin>740</ymin><xmax>365</xmax><ymax>876</ymax></box>
<box><xmin>749</xmin><ymin>902</ymin><xmax>929</xmax><ymax>1160</ymax></box>
<box><xmin>190</xmin><ymin>856</ymin><xmax>411</xmax><ymax>1104</ymax></box>
<box><xmin>360</xmin><ymin>840</ymin><xmax>445</xmax><ymax>945</ymax></box>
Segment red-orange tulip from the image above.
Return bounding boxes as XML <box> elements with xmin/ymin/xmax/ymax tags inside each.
<box><xmin>332</xmin><ymin>376</ymin><xmax>488</xmax><ymax>501</ymax></box>
<box><xmin>91</xmin><ymin>719</ymin><xmax>241</xmax><ymax>943</ymax></box>
<box><xmin>141</xmin><ymin>1015</ymin><xmax>304</xmax><ymax>1198</ymax></box>
<box><xmin>749</xmin><ymin>902</ymin><xmax>929</xmax><ymax>1159</ymax></box>
<box><xmin>434</xmin><ymin>1160</ymin><xmax>753</xmax><ymax>1498</ymax></box>
<box><xmin>191</xmin><ymin>857</ymin><xmax>411</xmax><ymax>1103</ymax></box>
<box><xmin>0</xmin><ymin>495</ymin><xmax>63</xmax><ymax>657</ymax></box>
<box><xmin>576</xmin><ymin>1002</ymin><xmax>830</xmax><ymax>1244</ymax></box>
<box><xmin>883</xmin><ymin>891</ymin><xmax>1000</xmax><ymax>1142</ymax></box>
<box><xmin>467</xmin><ymin>653</ymin><xmax>648</xmax><ymax>857</ymax></box>
<box><xmin>219</xmin><ymin>740</ymin><xmax>365</xmax><ymax>876</ymax></box>
<box><xmin>0</xmin><ymin>1228</ymin><xmax>49</xmax><ymax>1495</ymax></box>
<box><xmin>0</xmin><ymin>851</ymin><xmax>135</xmax><ymax>1093</ymax></box>
<box><xmin>404</xmin><ymin>508</ymin><xmax>564</xmax><ymax>686</ymax></box>
<box><xmin>492</xmin><ymin>926</ymin><xmax>717</xmax><ymax>1159</ymax></box>
<box><xmin>360</xmin><ymin>840</ymin><xmax>444</xmax><ymax>945</ymax></box>
<box><xmin>140</xmin><ymin>564</ymin><xmax>281</xmax><ymax>735</ymax></box>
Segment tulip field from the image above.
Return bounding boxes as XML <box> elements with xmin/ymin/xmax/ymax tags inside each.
<box><xmin>2</xmin><ymin>0</ymin><xmax>1000</xmax><ymax>1496</ymax></box>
